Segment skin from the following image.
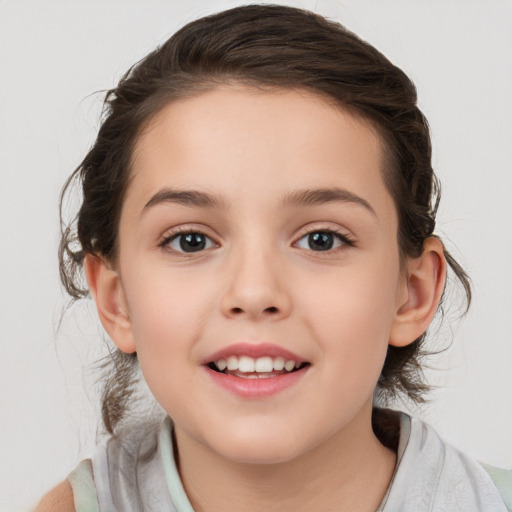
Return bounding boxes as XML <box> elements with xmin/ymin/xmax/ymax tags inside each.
<box><xmin>82</xmin><ymin>86</ymin><xmax>446</xmax><ymax>512</ymax></box>
<box><xmin>34</xmin><ymin>481</ymin><xmax>74</xmax><ymax>512</ymax></box>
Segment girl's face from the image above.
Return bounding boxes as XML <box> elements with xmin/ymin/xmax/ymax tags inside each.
<box><xmin>115</xmin><ymin>86</ymin><xmax>408</xmax><ymax>464</ymax></box>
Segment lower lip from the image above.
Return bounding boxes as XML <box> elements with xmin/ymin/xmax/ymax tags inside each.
<box><xmin>204</xmin><ymin>366</ymin><xmax>309</xmax><ymax>399</ymax></box>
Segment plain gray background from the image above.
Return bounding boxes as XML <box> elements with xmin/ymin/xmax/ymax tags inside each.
<box><xmin>1</xmin><ymin>0</ymin><xmax>511</xmax><ymax>510</ymax></box>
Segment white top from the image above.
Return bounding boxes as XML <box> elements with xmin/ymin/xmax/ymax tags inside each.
<box><xmin>67</xmin><ymin>411</ymin><xmax>511</xmax><ymax>511</ymax></box>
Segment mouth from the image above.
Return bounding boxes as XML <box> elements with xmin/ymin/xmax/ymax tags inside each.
<box><xmin>202</xmin><ymin>343</ymin><xmax>310</xmax><ymax>397</ymax></box>
<box><xmin>207</xmin><ymin>355</ymin><xmax>310</xmax><ymax>379</ymax></box>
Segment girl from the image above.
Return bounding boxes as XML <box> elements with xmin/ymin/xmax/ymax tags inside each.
<box><xmin>36</xmin><ymin>4</ymin><xmax>510</xmax><ymax>511</ymax></box>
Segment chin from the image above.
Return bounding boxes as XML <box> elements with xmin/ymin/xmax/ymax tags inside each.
<box><xmin>206</xmin><ymin>424</ymin><xmax>313</xmax><ymax>465</ymax></box>
<box><xmin>219</xmin><ymin>445</ymin><xmax>302</xmax><ymax>465</ymax></box>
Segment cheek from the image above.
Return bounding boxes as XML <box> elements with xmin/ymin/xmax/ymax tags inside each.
<box><xmin>122</xmin><ymin>268</ymin><xmax>218</xmax><ymax>394</ymax></box>
<box><xmin>125</xmin><ymin>262</ymin><xmax>217</xmax><ymax>342</ymax></box>
<box><xmin>297</xmin><ymin>257</ymin><xmax>400</xmax><ymax>383</ymax></box>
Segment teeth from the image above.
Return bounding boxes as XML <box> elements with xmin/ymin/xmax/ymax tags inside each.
<box><xmin>226</xmin><ymin>356</ymin><xmax>238</xmax><ymax>371</ymax></box>
<box><xmin>238</xmin><ymin>356</ymin><xmax>255</xmax><ymax>372</ymax></box>
<box><xmin>214</xmin><ymin>355</ymin><xmax>303</xmax><ymax>374</ymax></box>
<box><xmin>284</xmin><ymin>360</ymin><xmax>296</xmax><ymax>372</ymax></box>
<box><xmin>273</xmin><ymin>357</ymin><xmax>285</xmax><ymax>371</ymax></box>
<box><xmin>255</xmin><ymin>357</ymin><xmax>273</xmax><ymax>372</ymax></box>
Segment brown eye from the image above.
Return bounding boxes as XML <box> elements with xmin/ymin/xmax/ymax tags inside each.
<box><xmin>295</xmin><ymin>231</ymin><xmax>347</xmax><ymax>252</ymax></box>
<box><xmin>167</xmin><ymin>232</ymin><xmax>215</xmax><ymax>253</ymax></box>
<box><xmin>308</xmin><ymin>232</ymin><xmax>334</xmax><ymax>251</ymax></box>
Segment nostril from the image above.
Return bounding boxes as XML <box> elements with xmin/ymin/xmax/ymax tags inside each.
<box><xmin>227</xmin><ymin>306</ymin><xmax>280</xmax><ymax>316</ymax></box>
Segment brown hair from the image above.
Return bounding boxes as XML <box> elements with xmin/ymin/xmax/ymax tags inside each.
<box><xmin>60</xmin><ymin>4</ymin><xmax>471</xmax><ymax>434</ymax></box>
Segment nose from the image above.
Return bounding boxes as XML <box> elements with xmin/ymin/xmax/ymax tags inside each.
<box><xmin>220</xmin><ymin>244</ymin><xmax>291</xmax><ymax>321</ymax></box>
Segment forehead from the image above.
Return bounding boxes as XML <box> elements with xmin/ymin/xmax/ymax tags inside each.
<box><xmin>127</xmin><ymin>85</ymin><xmax>393</xmax><ymax>220</ymax></box>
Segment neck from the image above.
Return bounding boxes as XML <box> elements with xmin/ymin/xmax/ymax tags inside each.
<box><xmin>175</xmin><ymin>402</ymin><xmax>397</xmax><ymax>512</ymax></box>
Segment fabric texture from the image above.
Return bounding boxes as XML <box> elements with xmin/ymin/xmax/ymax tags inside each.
<box><xmin>67</xmin><ymin>459</ymin><xmax>100</xmax><ymax>512</ymax></box>
<box><xmin>376</xmin><ymin>414</ymin><xmax>510</xmax><ymax>511</ymax></box>
<box><xmin>480</xmin><ymin>462</ymin><xmax>512</xmax><ymax>510</ymax></box>
<box><xmin>68</xmin><ymin>411</ymin><xmax>511</xmax><ymax>511</ymax></box>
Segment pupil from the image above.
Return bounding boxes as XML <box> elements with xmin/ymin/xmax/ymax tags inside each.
<box><xmin>308</xmin><ymin>232</ymin><xmax>333</xmax><ymax>251</ymax></box>
<box><xmin>180</xmin><ymin>233</ymin><xmax>206</xmax><ymax>252</ymax></box>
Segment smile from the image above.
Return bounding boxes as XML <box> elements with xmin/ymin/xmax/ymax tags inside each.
<box><xmin>209</xmin><ymin>355</ymin><xmax>308</xmax><ymax>379</ymax></box>
<box><xmin>203</xmin><ymin>344</ymin><xmax>310</xmax><ymax>398</ymax></box>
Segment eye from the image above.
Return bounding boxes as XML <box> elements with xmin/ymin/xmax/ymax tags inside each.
<box><xmin>295</xmin><ymin>230</ymin><xmax>351</xmax><ymax>252</ymax></box>
<box><xmin>165</xmin><ymin>232</ymin><xmax>216</xmax><ymax>253</ymax></box>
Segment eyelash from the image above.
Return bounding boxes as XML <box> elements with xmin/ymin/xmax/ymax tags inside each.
<box><xmin>158</xmin><ymin>227</ymin><xmax>218</xmax><ymax>255</ymax></box>
<box><xmin>294</xmin><ymin>228</ymin><xmax>355</xmax><ymax>252</ymax></box>
<box><xmin>158</xmin><ymin>227</ymin><xmax>355</xmax><ymax>256</ymax></box>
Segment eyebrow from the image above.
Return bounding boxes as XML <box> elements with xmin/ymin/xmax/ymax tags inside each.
<box><xmin>142</xmin><ymin>186</ymin><xmax>375</xmax><ymax>216</ymax></box>
<box><xmin>283</xmin><ymin>187</ymin><xmax>376</xmax><ymax>216</ymax></box>
<box><xmin>142</xmin><ymin>188</ymin><xmax>229</xmax><ymax>214</ymax></box>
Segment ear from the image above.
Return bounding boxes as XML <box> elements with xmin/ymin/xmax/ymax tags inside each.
<box><xmin>84</xmin><ymin>254</ymin><xmax>136</xmax><ymax>353</ymax></box>
<box><xmin>389</xmin><ymin>237</ymin><xmax>447</xmax><ymax>347</ymax></box>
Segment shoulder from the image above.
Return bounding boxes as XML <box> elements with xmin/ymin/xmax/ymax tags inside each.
<box><xmin>33</xmin><ymin>480</ymin><xmax>75</xmax><ymax>512</ymax></box>
<box><xmin>386</xmin><ymin>412</ymin><xmax>511</xmax><ymax>511</ymax></box>
<box><xmin>480</xmin><ymin>462</ymin><xmax>512</xmax><ymax>512</ymax></box>
<box><xmin>416</xmin><ymin>417</ymin><xmax>511</xmax><ymax>511</ymax></box>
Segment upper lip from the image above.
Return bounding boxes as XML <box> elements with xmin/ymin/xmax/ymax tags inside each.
<box><xmin>202</xmin><ymin>343</ymin><xmax>307</xmax><ymax>365</ymax></box>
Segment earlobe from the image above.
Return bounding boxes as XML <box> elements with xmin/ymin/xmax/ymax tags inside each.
<box><xmin>389</xmin><ymin>237</ymin><xmax>447</xmax><ymax>348</ymax></box>
<box><xmin>84</xmin><ymin>254</ymin><xmax>136</xmax><ymax>353</ymax></box>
